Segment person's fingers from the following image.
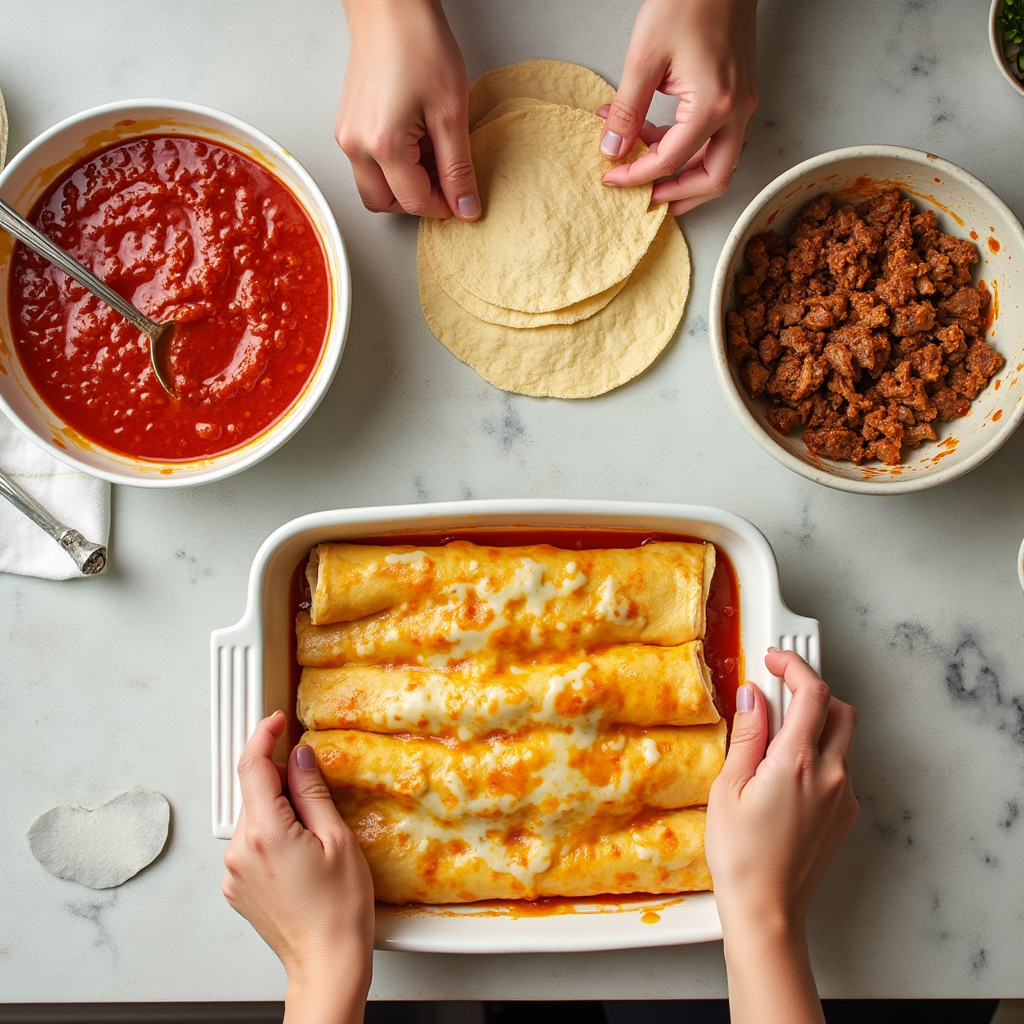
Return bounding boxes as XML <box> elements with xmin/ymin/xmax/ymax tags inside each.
<box><xmin>715</xmin><ymin>683</ymin><xmax>768</xmax><ymax>790</ymax></box>
<box><xmin>222</xmin><ymin>802</ymin><xmax>247</xmax><ymax>887</ymax></box>
<box><xmin>428</xmin><ymin>108</ymin><xmax>480</xmax><ymax>221</ymax></box>
<box><xmin>348</xmin><ymin>154</ymin><xmax>403</xmax><ymax>214</ymax></box>
<box><xmin>817</xmin><ymin>698</ymin><xmax>859</xmax><ymax>764</ymax></box>
<box><xmin>650</xmin><ymin>116</ymin><xmax>746</xmax><ymax>211</ymax></box>
<box><xmin>652</xmin><ymin>145</ymin><xmax>708</xmax><ymax>212</ymax></box>
<box><xmin>376</xmin><ymin>139</ymin><xmax>451</xmax><ymax>219</ymax></box>
<box><xmin>597</xmin><ymin>105</ymin><xmax>669</xmax><ymax>149</ymax></box>
<box><xmin>766</xmin><ymin>649</ymin><xmax>832</xmax><ymax>752</ymax></box>
<box><xmin>666</xmin><ymin>194</ymin><xmax>713</xmax><ymax>217</ymax></box>
<box><xmin>600</xmin><ymin>43</ymin><xmax>665</xmax><ymax>160</ymax></box>
<box><xmin>287</xmin><ymin>743</ymin><xmax>348</xmax><ymax>844</ymax></box>
<box><xmin>602</xmin><ymin>100</ymin><xmax>721</xmax><ymax>188</ymax></box>
<box><xmin>235</xmin><ymin>712</ymin><xmax>288</xmax><ymax>830</ymax></box>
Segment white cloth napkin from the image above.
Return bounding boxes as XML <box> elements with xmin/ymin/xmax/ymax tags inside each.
<box><xmin>0</xmin><ymin>412</ymin><xmax>110</xmax><ymax>580</ymax></box>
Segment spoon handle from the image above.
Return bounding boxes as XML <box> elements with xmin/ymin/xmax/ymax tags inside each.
<box><xmin>0</xmin><ymin>467</ymin><xmax>106</xmax><ymax>575</ymax></box>
<box><xmin>0</xmin><ymin>197</ymin><xmax>158</xmax><ymax>335</ymax></box>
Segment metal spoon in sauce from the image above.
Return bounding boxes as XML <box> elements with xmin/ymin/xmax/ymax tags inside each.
<box><xmin>0</xmin><ymin>197</ymin><xmax>176</xmax><ymax>395</ymax></box>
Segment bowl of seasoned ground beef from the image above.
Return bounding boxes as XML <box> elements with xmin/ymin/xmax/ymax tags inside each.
<box><xmin>710</xmin><ymin>146</ymin><xmax>1024</xmax><ymax>493</ymax></box>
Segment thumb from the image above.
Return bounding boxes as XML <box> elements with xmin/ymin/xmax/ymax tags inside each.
<box><xmin>601</xmin><ymin>45</ymin><xmax>664</xmax><ymax>159</ymax></box>
<box><xmin>718</xmin><ymin>684</ymin><xmax>769</xmax><ymax>789</ymax></box>
<box><xmin>289</xmin><ymin>743</ymin><xmax>346</xmax><ymax>841</ymax></box>
<box><xmin>430</xmin><ymin>109</ymin><xmax>481</xmax><ymax>221</ymax></box>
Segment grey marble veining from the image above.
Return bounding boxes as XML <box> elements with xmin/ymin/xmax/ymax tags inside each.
<box><xmin>2</xmin><ymin>0</ymin><xmax>1024</xmax><ymax>1003</ymax></box>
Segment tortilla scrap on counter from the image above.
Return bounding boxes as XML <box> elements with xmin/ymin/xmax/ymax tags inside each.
<box><xmin>295</xmin><ymin>539</ymin><xmax>723</xmax><ymax>905</ymax></box>
<box><xmin>417</xmin><ymin>60</ymin><xmax>691</xmax><ymax>399</ymax></box>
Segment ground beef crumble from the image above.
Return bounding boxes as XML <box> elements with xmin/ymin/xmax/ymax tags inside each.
<box><xmin>728</xmin><ymin>189</ymin><xmax>1003</xmax><ymax>465</ymax></box>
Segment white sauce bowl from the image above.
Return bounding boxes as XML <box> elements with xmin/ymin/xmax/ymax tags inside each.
<box><xmin>709</xmin><ymin>145</ymin><xmax>1024</xmax><ymax>494</ymax></box>
<box><xmin>0</xmin><ymin>99</ymin><xmax>350</xmax><ymax>487</ymax></box>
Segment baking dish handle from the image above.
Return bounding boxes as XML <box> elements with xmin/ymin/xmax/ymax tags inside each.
<box><xmin>210</xmin><ymin>615</ymin><xmax>263</xmax><ymax>838</ymax></box>
<box><xmin>771</xmin><ymin>609</ymin><xmax>821</xmax><ymax>722</ymax></box>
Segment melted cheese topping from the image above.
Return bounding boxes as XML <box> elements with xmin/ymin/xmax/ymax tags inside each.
<box><xmin>434</xmin><ymin>556</ymin><xmax>588</xmax><ymax>662</ymax></box>
<box><xmin>385</xmin><ymin>550</ymin><xmax>428</xmax><ymax>564</ymax></box>
<box><xmin>641</xmin><ymin>738</ymin><xmax>661</xmax><ymax>764</ymax></box>
<box><xmin>300</xmin><ymin>540</ymin><xmax>721</xmax><ymax>901</ymax></box>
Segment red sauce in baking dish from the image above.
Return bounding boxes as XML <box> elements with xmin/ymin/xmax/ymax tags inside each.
<box><xmin>287</xmin><ymin>528</ymin><xmax>743</xmax><ymax>749</ymax></box>
<box><xmin>9</xmin><ymin>135</ymin><xmax>330</xmax><ymax>461</ymax></box>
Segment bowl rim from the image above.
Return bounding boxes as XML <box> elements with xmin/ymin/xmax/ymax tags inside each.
<box><xmin>709</xmin><ymin>143</ymin><xmax>1024</xmax><ymax>495</ymax></box>
<box><xmin>990</xmin><ymin>0</ymin><xmax>1024</xmax><ymax>97</ymax></box>
<box><xmin>0</xmin><ymin>97</ymin><xmax>350</xmax><ymax>488</ymax></box>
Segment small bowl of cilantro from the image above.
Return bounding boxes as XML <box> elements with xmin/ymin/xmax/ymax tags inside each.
<box><xmin>991</xmin><ymin>0</ymin><xmax>1024</xmax><ymax>95</ymax></box>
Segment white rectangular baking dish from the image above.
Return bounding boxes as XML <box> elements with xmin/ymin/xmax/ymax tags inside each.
<box><xmin>210</xmin><ymin>499</ymin><xmax>819</xmax><ymax>953</ymax></box>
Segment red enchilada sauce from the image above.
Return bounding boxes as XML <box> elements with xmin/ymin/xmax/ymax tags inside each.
<box><xmin>9</xmin><ymin>135</ymin><xmax>330</xmax><ymax>461</ymax></box>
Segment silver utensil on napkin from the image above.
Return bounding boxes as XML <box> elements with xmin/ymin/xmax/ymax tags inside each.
<box><xmin>0</xmin><ymin>468</ymin><xmax>106</xmax><ymax>575</ymax></box>
<box><xmin>0</xmin><ymin>197</ymin><xmax>176</xmax><ymax>395</ymax></box>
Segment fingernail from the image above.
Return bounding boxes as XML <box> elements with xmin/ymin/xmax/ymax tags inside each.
<box><xmin>736</xmin><ymin>684</ymin><xmax>755</xmax><ymax>714</ymax></box>
<box><xmin>457</xmin><ymin>193</ymin><xmax>479</xmax><ymax>219</ymax></box>
<box><xmin>767</xmin><ymin>646</ymin><xmax>780</xmax><ymax>652</ymax></box>
<box><xmin>600</xmin><ymin>131</ymin><xmax>624</xmax><ymax>157</ymax></box>
<box><xmin>296</xmin><ymin>745</ymin><xmax>317</xmax><ymax>770</ymax></box>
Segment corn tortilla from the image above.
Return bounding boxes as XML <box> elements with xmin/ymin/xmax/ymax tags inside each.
<box><xmin>428</xmin><ymin>100</ymin><xmax>627</xmax><ymax>327</ymax></box>
<box><xmin>422</xmin><ymin>104</ymin><xmax>666</xmax><ymax>314</ymax></box>
<box><xmin>473</xmin><ymin>96</ymin><xmax>546</xmax><ymax>130</ymax></box>
<box><xmin>468</xmin><ymin>59</ymin><xmax>616</xmax><ymax>128</ymax></box>
<box><xmin>419</xmin><ymin>216</ymin><xmax>690</xmax><ymax>398</ymax></box>
<box><xmin>423</xmin><ymin>235</ymin><xmax>627</xmax><ymax>327</ymax></box>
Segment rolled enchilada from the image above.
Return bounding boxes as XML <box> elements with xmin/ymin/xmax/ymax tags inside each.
<box><xmin>347</xmin><ymin>802</ymin><xmax>711</xmax><ymax>904</ymax></box>
<box><xmin>294</xmin><ymin>535</ymin><xmax>729</xmax><ymax>906</ymax></box>
<box><xmin>301</xmin><ymin>721</ymin><xmax>725</xmax><ymax>824</ymax></box>
<box><xmin>296</xmin><ymin>642</ymin><xmax>720</xmax><ymax>735</ymax></box>
<box><xmin>304</xmin><ymin>540</ymin><xmax>714</xmax><ymax>653</ymax></box>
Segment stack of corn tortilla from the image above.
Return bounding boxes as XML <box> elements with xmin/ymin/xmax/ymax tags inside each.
<box><xmin>417</xmin><ymin>60</ymin><xmax>691</xmax><ymax>399</ymax></box>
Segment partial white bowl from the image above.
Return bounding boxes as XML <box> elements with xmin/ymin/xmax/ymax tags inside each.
<box><xmin>0</xmin><ymin>100</ymin><xmax>350</xmax><ymax>487</ymax></box>
<box><xmin>990</xmin><ymin>0</ymin><xmax>1024</xmax><ymax>98</ymax></box>
<box><xmin>1017</xmin><ymin>535</ymin><xmax>1024</xmax><ymax>594</ymax></box>
<box><xmin>210</xmin><ymin>498</ymin><xmax>820</xmax><ymax>953</ymax></box>
<box><xmin>710</xmin><ymin>145</ymin><xmax>1024</xmax><ymax>495</ymax></box>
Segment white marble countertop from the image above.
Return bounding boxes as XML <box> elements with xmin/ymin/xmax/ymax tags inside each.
<box><xmin>2</xmin><ymin>0</ymin><xmax>1024</xmax><ymax>1003</ymax></box>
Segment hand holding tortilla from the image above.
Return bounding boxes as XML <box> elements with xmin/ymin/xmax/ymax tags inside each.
<box><xmin>335</xmin><ymin>0</ymin><xmax>759</xmax><ymax>219</ymax></box>
<box><xmin>334</xmin><ymin>0</ymin><xmax>480</xmax><ymax>220</ymax></box>
<box><xmin>418</xmin><ymin>64</ymin><xmax>692</xmax><ymax>397</ymax></box>
<box><xmin>600</xmin><ymin>0</ymin><xmax>760</xmax><ymax>215</ymax></box>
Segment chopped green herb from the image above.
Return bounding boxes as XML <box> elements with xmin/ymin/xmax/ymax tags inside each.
<box><xmin>997</xmin><ymin>0</ymin><xmax>1024</xmax><ymax>81</ymax></box>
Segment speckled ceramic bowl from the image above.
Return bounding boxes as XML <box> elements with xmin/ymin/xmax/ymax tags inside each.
<box><xmin>990</xmin><ymin>0</ymin><xmax>1024</xmax><ymax>98</ymax></box>
<box><xmin>709</xmin><ymin>145</ymin><xmax>1024</xmax><ymax>495</ymax></box>
<box><xmin>0</xmin><ymin>99</ymin><xmax>350</xmax><ymax>488</ymax></box>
